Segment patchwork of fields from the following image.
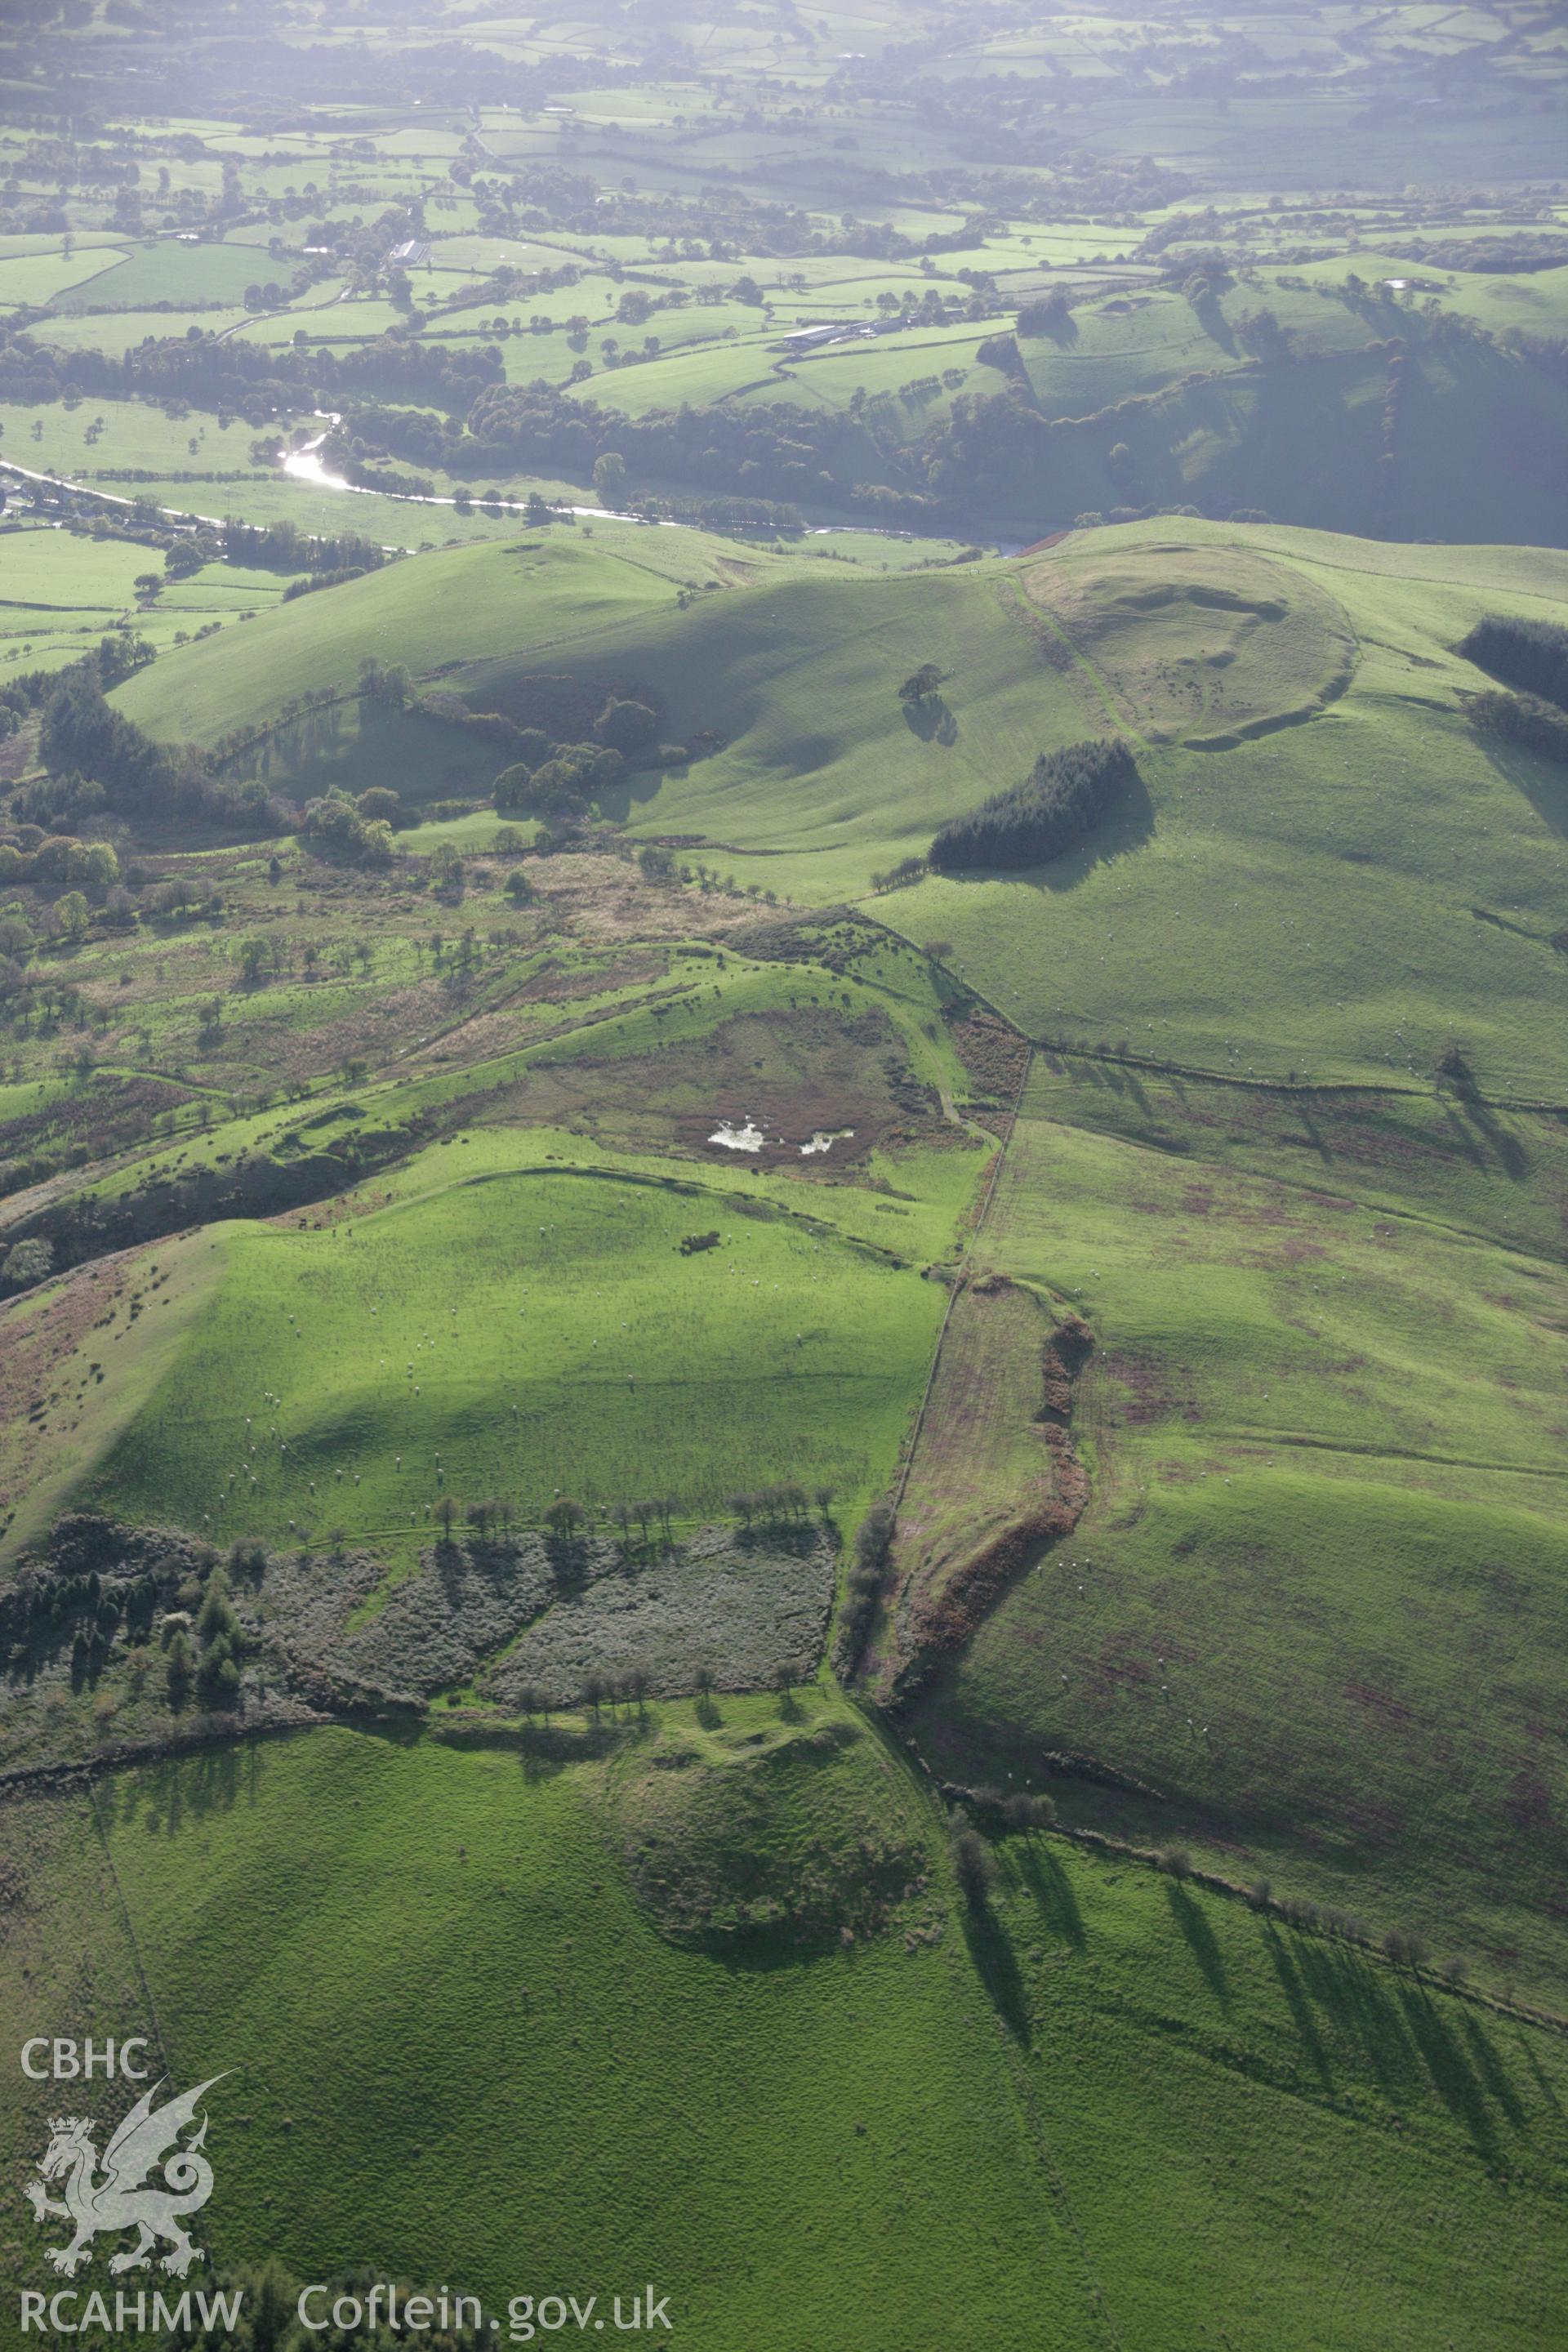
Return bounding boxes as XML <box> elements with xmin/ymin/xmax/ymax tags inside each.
<box><xmin>3</xmin><ymin>2</ymin><xmax>1568</xmax><ymax>2343</ymax></box>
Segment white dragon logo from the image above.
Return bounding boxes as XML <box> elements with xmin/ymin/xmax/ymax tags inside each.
<box><xmin>25</xmin><ymin>2075</ymin><xmax>226</xmax><ymax>2278</ymax></box>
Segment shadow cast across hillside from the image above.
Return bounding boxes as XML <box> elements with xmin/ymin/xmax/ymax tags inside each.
<box><xmin>226</xmin><ymin>703</ymin><xmax>497</xmax><ymax>811</ymax></box>
<box><xmin>96</xmin><ymin>1728</ymin><xmax>277</xmax><ymax>1837</ymax></box>
<box><xmin>1442</xmin><ymin>1089</ymin><xmax>1530</xmax><ymax>1181</ymax></box>
<box><xmin>1012</xmin><ymin>1836</ymin><xmax>1087</xmax><ymax>1949</ymax></box>
<box><xmin>595</xmin><ymin>761</ymin><xmax>688</xmax><ymax>823</ymax></box>
<box><xmin>959</xmin><ymin>1896</ymin><xmax>1031</xmax><ymax>2044</ymax></box>
<box><xmin>1265</xmin><ymin>1925</ymin><xmax>1527</xmax><ymax>2158</ymax></box>
<box><xmin>1477</xmin><ymin>738</ymin><xmax>1568</xmax><ymax>842</ymax></box>
<box><xmin>1167</xmin><ymin>1880</ymin><xmax>1231</xmax><ymax>2011</ymax></box>
<box><xmin>903</xmin><ymin>695</ymin><xmax>958</xmax><ymax>746</ymax></box>
<box><xmin>1054</xmin><ymin>1055</ymin><xmax>1157</xmax><ymax>1116</ymax></box>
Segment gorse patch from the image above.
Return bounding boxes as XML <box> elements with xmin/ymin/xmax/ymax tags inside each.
<box><xmin>929</xmin><ymin>737</ymin><xmax>1139</xmax><ymax>873</ymax></box>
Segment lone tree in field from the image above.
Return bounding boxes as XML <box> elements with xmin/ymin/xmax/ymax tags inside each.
<box><xmin>898</xmin><ymin>662</ymin><xmax>942</xmax><ymax>706</ymax></box>
<box><xmin>950</xmin><ymin>1824</ymin><xmax>992</xmax><ymax>1913</ymax></box>
<box><xmin>545</xmin><ymin>1497</ymin><xmax>585</xmax><ymax>1538</ymax></box>
<box><xmin>436</xmin><ymin>1494</ymin><xmax>458</xmax><ymax>1543</ymax></box>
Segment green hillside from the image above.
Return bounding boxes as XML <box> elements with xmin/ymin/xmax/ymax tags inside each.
<box><xmin>899</xmin><ymin>1071</ymin><xmax>1568</xmax><ymax>2002</ymax></box>
<box><xmin>7</xmin><ymin>5</ymin><xmax>1568</xmax><ymax>2345</ymax></box>
<box><xmin>3</xmin><ymin>1722</ymin><xmax>1562</xmax><ymax>2352</ymax></box>
<box><xmin>116</xmin><ymin>518</ymin><xmax>1568</xmax><ymax>1093</ymax></box>
<box><xmin>113</xmin><ymin>532</ymin><xmax>727</xmax><ymax>745</ymax></box>
<box><xmin>78</xmin><ymin>1159</ymin><xmax>946</xmax><ymax>1553</ymax></box>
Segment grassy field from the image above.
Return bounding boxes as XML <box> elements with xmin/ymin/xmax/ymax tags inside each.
<box><xmin>54</xmin><ymin>238</ymin><xmax>277</xmax><ymax>309</ymax></box>
<box><xmin>0</xmin><ymin>523</ymin><xmax>296</xmax><ymax>670</ymax></box>
<box><xmin>0</xmin><ymin>1224</ymin><xmax>222</xmax><ymax>1561</ymax></box>
<box><xmin>2</xmin><ymin>1720</ymin><xmax>1561</xmax><ymax>2351</ymax></box>
<box><xmin>77</xmin><ymin>1160</ymin><xmax>946</xmax><ymax>1550</ymax></box>
<box><xmin>118</xmin><ymin>532</ymin><xmax>1099</xmax><ymax>878</ymax></box>
<box><xmin>103</xmin><ymin>516</ymin><xmax>1568</xmax><ymax>1098</ymax></box>
<box><xmin>4</xmin><ymin>9</ymin><xmax>1568</xmax><ymax>2341</ymax></box>
<box><xmin>0</xmin><ymin>526</ymin><xmax>147</xmax><ymax>638</ymax></box>
<box><xmin>977</xmin><ymin>1822</ymin><xmax>1568</xmax><ymax>2350</ymax></box>
<box><xmin>114</xmin><ymin>528</ymin><xmax>768</xmax><ymax>742</ymax></box>
<box><xmin>882</xmin><ymin>523</ymin><xmax>1568</xmax><ymax>1094</ymax></box>
<box><xmin>1</xmin><ymin>907</ymin><xmax>984</xmax><ymax>1561</ymax></box>
<box><xmin>0</xmin><ymin>1718</ymin><xmax>1078</xmax><ymax>2352</ymax></box>
<box><xmin>901</xmin><ymin>1066</ymin><xmax>1568</xmax><ymax>2002</ymax></box>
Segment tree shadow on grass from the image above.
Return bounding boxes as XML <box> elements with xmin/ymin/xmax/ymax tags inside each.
<box><xmin>1289</xmin><ymin>1938</ymin><xmax>1513</xmax><ymax>2154</ymax></box>
<box><xmin>1033</xmin><ymin>765</ymin><xmax>1156</xmax><ymax>893</ymax></box>
<box><xmin>1013</xmin><ymin>1838</ymin><xmax>1086</xmax><ymax>1949</ymax></box>
<box><xmin>1190</xmin><ymin>290</ymin><xmax>1237</xmax><ymax>357</ymax></box>
<box><xmin>1092</xmin><ymin>1058</ymin><xmax>1152</xmax><ymax>1114</ymax></box>
<box><xmin>1166</xmin><ymin>1881</ymin><xmax>1230</xmax><ymax>2011</ymax></box>
<box><xmin>1461</xmin><ymin>2012</ymin><xmax>1526</xmax><ymax>2131</ymax></box>
<box><xmin>1477</xmin><ymin>737</ymin><xmax>1568</xmax><ymax>843</ymax></box>
<box><xmin>1435</xmin><ymin>1098</ymin><xmax>1490</xmax><ymax>1173</ymax></box>
<box><xmin>959</xmin><ymin>1896</ymin><xmax>1031</xmax><ymax>2045</ymax></box>
<box><xmin>1446</xmin><ymin>1090</ymin><xmax>1530</xmax><ymax>1181</ymax></box>
<box><xmin>1514</xmin><ymin>2028</ymin><xmax>1561</xmax><ymax>2118</ymax></box>
<box><xmin>594</xmin><ymin>764</ymin><xmax>672</xmax><ymax>823</ymax></box>
<box><xmin>1396</xmin><ymin>1981</ymin><xmax>1501</xmax><ymax>2157</ymax></box>
<box><xmin>354</xmin><ymin>1708</ymin><xmax>425</xmax><ymax>1750</ymax></box>
<box><xmin>110</xmin><ymin>1738</ymin><xmax>243</xmax><ymax>1838</ymax></box>
<box><xmin>938</xmin><ymin>767</ymin><xmax>1155</xmax><ymax>897</ymax></box>
<box><xmin>1263</xmin><ymin>1925</ymin><xmax>1334</xmax><ymax>2091</ymax></box>
<box><xmin>1293</xmin><ymin>1938</ymin><xmax>1423</xmax><ymax>2101</ymax></box>
<box><xmin>1293</xmin><ymin>1104</ymin><xmax>1335</xmax><ymax>1165</ymax></box>
<box><xmin>902</xmin><ymin>695</ymin><xmax>957</xmax><ymax>746</ymax></box>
